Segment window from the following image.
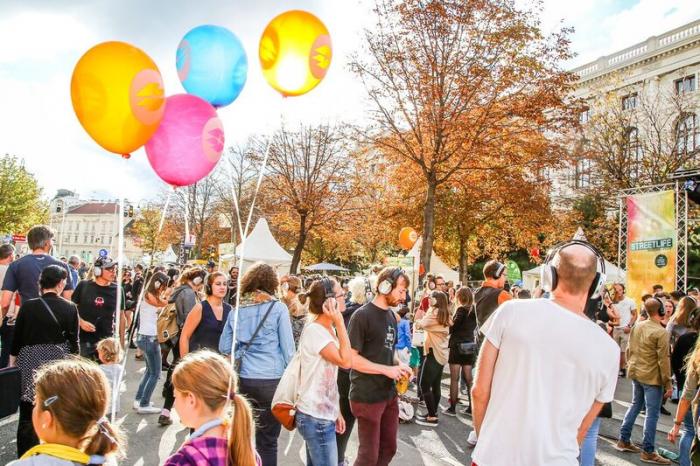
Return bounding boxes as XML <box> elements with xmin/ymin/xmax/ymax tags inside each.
<box><xmin>622</xmin><ymin>93</ymin><xmax>638</xmax><ymax>110</ymax></box>
<box><xmin>579</xmin><ymin>107</ymin><xmax>592</xmax><ymax>124</ymax></box>
<box><xmin>675</xmin><ymin>75</ymin><xmax>696</xmax><ymax>93</ymax></box>
<box><xmin>575</xmin><ymin>159</ymin><xmax>593</xmax><ymax>189</ymax></box>
<box><xmin>624</xmin><ymin>127</ymin><xmax>643</xmax><ymax>179</ymax></box>
<box><xmin>677</xmin><ymin>113</ymin><xmax>699</xmax><ymax>154</ymax></box>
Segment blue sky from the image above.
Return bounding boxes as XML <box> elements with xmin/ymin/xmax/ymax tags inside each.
<box><xmin>1</xmin><ymin>0</ymin><xmax>699</xmax><ymax>202</ymax></box>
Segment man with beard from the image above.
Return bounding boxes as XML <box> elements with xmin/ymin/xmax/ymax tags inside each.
<box><xmin>348</xmin><ymin>267</ymin><xmax>412</xmax><ymax>466</ymax></box>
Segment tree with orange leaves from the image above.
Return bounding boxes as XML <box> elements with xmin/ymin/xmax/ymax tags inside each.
<box><xmin>351</xmin><ymin>0</ymin><xmax>576</xmax><ymax>274</ymax></box>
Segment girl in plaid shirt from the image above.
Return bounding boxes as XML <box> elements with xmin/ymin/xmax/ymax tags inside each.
<box><xmin>164</xmin><ymin>350</ymin><xmax>260</xmax><ymax>466</ymax></box>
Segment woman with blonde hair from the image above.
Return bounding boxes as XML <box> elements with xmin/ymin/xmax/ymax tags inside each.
<box><xmin>668</xmin><ymin>296</ymin><xmax>697</xmax><ymax>347</ymax></box>
<box><xmin>8</xmin><ymin>358</ymin><xmax>125</xmax><ymax>466</ymax></box>
<box><xmin>415</xmin><ymin>290</ymin><xmax>452</xmax><ymax>427</ymax></box>
<box><xmin>163</xmin><ymin>350</ymin><xmax>260</xmax><ymax>466</ymax></box>
<box><xmin>280</xmin><ymin>275</ymin><xmax>305</xmax><ymax>347</ymax></box>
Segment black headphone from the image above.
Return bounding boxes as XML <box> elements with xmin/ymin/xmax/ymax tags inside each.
<box><xmin>321</xmin><ymin>277</ymin><xmax>335</xmax><ymax>300</ymax></box>
<box><xmin>493</xmin><ymin>262</ymin><xmax>505</xmax><ymax>279</ymax></box>
<box><xmin>540</xmin><ymin>240</ymin><xmax>606</xmax><ymax>300</ymax></box>
<box><xmin>652</xmin><ymin>296</ymin><xmax>666</xmax><ymax>317</ymax></box>
<box><xmin>378</xmin><ymin>268</ymin><xmax>403</xmax><ymax>295</ymax></box>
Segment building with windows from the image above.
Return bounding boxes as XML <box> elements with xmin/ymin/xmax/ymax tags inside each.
<box><xmin>48</xmin><ymin>190</ymin><xmax>142</xmax><ymax>264</ymax></box>
<box><xmin>552</xmin><ymin>19</ymin><xmax>700</xmax><ymax>202</ymax></box>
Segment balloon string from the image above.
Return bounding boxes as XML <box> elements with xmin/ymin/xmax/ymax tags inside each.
<box><xmin>111</xmin><ymin>194</ymin><xmax>125</xmax><ymax>422</ymax></box>
<box><xmin>159</xmin><ymin>188</ymin><xmax>173</xmax><ymax>233</ymax></box>
<box><xmin>225</xmin><ymin>163</ymin><xmax>245</xmax><ymax>241</ymax></box>
<box><xmin>226</xmin><ymin>97</ymin><xmax>284</xmax><ymax>404</ymax></box>
<box><xmin>184</xmin><ymin>189</ymin><xmax>190</xmax><ymax>249</ymax></box>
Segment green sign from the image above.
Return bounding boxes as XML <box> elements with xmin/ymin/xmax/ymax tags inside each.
<box><xmin>384</xmin><ymin>256</ymin><xmax>415</xmax><ymax>270</ymax></box>
<box><xmin>506</xmin><ymin>260</ymin><xmax>521</xmax><ymax>282</ymax></box>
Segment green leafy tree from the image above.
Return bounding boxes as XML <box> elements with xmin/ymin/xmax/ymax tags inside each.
<box><xmin>0</xmin><ymin>154</ymin><xmax>47</xmax><ymax>235</ymax></box>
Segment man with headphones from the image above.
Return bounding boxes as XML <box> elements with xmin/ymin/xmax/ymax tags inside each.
<box><xmin>616</xmin><ymin>297</ymin><xmax>673</xmax><ymax>464</ymax></box>
<box><xmin>474</xmin><ymin>260</ymin><xmax>512</xmax><ymax>331</ymax></box>
<box><xmin>470</xmin><ymin>242</ymin><xmax>619</xmax><ymax>466</ymax></box>
<box><xmin>347</xmin><ymin>267</ymin><xmax>412</xmax><ymax>466</ymax></box>
<box><xmin>71</xmin><ymin>256</ymin><xmax>126</xmax><ymax>360</ymax></box>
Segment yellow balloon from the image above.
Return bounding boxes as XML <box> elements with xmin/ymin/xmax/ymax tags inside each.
<box><xmin>71</xmin><ymin>41</ymin><xmax>165</xmax><ymax>157</ymax></box>
<box><xmin>259</xmin><ymin>10</ymin><xmax>332</xmax><ymax>97</ymax></box>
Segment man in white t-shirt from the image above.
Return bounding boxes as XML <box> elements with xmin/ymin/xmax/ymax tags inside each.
<box><xmin>610</xmin><ymin>283</ymin><xmax>637</xmax><ymax>377</ymax></box>
<box><xmin>471</xmin><ymin>244</ymin><xmax>619</xmax><ymax>466</ymax></box>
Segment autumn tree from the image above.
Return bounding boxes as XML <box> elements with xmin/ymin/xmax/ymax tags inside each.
<box><xmin>257</xmin><ymin>124</ymin><xmax>357</xmax><ymax>273</ymax></box>
<box><xmin>574</xmin><ymin>71</ymin><xmax>700</xmax><ymax>202</ymax></box>
<box><xmin>0</xmin><ymin>154</ymin><xmax>47</xmax><ymax>234</ymax></box>
<box><xmin>351</xmin><ymin>0</ymin><xmax>575</xmax><ymax>274</ymax></box>
<box><xmin>214</xmin><ymin>143</ymin><xmax>259</xmax><ymax>246</ymax></box>
<box><xmin>171</xmin><ymin>173</ymin><xmax>220</xmax><ymax>259</ymax></box>
<box><xmin>131</xmin><ymin>206</ymin><xmax>179</xmax><ymax>265</ymax></box>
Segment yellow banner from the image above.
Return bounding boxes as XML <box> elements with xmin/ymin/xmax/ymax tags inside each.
<box><xmin>626</xmin><ymin>190</ymin><xmax>676</xmax><ymax>305</ymax></box>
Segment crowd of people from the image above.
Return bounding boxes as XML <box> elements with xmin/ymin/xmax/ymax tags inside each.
<box><xmin>1</xmin><ymin>225</ymin><xmax>699</xmax><ymax>465</ymax></box>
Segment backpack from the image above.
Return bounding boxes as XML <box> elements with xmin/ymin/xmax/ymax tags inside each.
<box><xmin>156</xmin><ymin>302</ymin><xmax>179</xmax><ymax>344</ymax></box>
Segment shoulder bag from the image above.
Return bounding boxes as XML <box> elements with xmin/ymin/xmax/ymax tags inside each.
<box><xmin>271</xmin><ymin>329</ymin><xmax>305</xmax><ymax>430</ymax></box>
<box><xmin>234</xmin><ymin>300</ymin><xmax>276</xmax><ymax>374</ymax></box>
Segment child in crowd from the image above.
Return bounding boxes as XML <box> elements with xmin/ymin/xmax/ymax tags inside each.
<box><xmin>396</xmin><ymin>306</ymin><xmax>412</xmax><ymax>365</ymax></box>
<box><xmin>97</xmin><ymin>338</ymin><xmax>124</xmax><ymax>417</ymax></box>
<box><xmin>8</xmin><ymin>358</ymin><xmax>125</xmax><ymax>466</ymax></box>
<box><xmin>163</xmin><ymin>350</ymin><xmax>260</xmax><ymax>466</ymax></box>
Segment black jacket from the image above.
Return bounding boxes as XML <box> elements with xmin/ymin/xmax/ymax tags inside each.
<box><xmin>11</xmin><ymin>292</ymin><xmax>80</xmax><ymax>356</ymax></box>
<box><xmin>449</xmin><ymin>305</ymin><xmax>478</xmax><ymax>347</ymax></box>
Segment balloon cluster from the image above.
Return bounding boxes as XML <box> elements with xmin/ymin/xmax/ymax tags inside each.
<box><xmin>70</xmin><ymin>10</ymin><xmax>333</xmax><ymax>187</ymax></box>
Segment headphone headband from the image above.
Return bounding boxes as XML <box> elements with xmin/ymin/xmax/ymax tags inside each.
<box><xmin>541</xmin><ymin>240</ymin><xmax>607</xmax><ymax>299</ymax></box>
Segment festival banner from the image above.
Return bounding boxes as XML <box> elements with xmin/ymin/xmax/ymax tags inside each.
<box><xmin>626</xmin><ymin>191</ymin><xmax>676</xmax><ymax>305</ymax></box>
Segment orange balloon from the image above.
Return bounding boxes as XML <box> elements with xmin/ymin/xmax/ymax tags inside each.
<box><xmin>399</xmin><ymin>227</ymin><xmax>418</xmax><ymax>250</ymax></box>
<box><xmin>71</xmin><ymin>41</ymin><xmax>165</xmax><ymax>157</ymax></box>
<box><xmin>259</xmin><ymin>10</ymin><xmax>332</xmax><ymax>97</ymax></box>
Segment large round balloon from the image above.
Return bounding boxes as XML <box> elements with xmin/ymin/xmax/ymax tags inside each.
<box><xmin>399</xmin><ymin>227</ymin><xmax>418</xmax><ymax>250</ymax></box>
<box><xmin>145</xmin><ymin>94</ymin><xmax>224</xmax><ymax>187</ymax></box>
<box><xmin>177</xmin><ymin>25</ymin><xmax>248</xmax><ymax>107</ymax></box>
<box><xmin>259</xmin><ymin>10</ymin><xmax>332</xmax><ymax>97</ymax></box>
<box><xmin>71</xmin><ymin>41</ymin><xmax>165</xmax><ymax>157</ymax></box>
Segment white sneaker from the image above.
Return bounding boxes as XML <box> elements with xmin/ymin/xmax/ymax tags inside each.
<box><xmin>467</xmin><ymin>430</ymin><xmax>478</xmax><ymax>447</ymax></box>
<box><xmin>137</xmin><ymin>406</ymin><xmax>162</xmax><ymax>414</ymax></box>
<box><xmin>133</xmin><ymin>400</ymin><xmax>140</xmax><ymax>410</ymax></box>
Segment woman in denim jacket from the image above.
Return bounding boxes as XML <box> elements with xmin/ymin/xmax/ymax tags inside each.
<box><xmin>219</xmin><ymin>262</ymin><xmax>295</xmax><ymax>466</ymax></box>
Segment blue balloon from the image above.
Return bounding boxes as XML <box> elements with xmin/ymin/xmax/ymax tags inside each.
<box><xmin>176</xmin><ymin>25</ymin><xmax>248</xmax><ymax>107</ymax></box>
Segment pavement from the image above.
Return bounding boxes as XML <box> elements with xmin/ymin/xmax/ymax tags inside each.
<box><xmin>0</xmin><ymin>359</ymin><xmax>686</xmax><ymax>465</ymax></box>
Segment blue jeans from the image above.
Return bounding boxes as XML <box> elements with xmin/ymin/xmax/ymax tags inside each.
<box><xmin>135</xmin><ymin>334</ymin><xmax>161</xmax><ymax>407</ymax></box>
<box><xmin>296</xmin><ymin>411</ymin><xmax>338</xmax><ymax>466</ymax></box>
<box><xmin>619</xmin><ymin>380</ymin><xmax>663</xmax><ymax>453</ymax></box>
<box><xmin>680</xmin><ymin>409</ymin><xmax>695</xmax><ymax>466</ymax></box>
<box><xmin>579</xmin><ymin>417</ymin><xmax>601</xmax><ymax>466</ymax></box>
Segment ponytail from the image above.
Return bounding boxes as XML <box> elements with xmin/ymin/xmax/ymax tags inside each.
<box><xmin>227</xmin><ymin>394</ymin><xmax>256</xmax><ymax>466</ymax></box>
<box><xmin>84</xmin><ymin>418</ymin><xmax>124</xmax><ymax>458</ymax></box>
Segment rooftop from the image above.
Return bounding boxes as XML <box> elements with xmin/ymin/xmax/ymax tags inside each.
<box><xmin>67</xmin><ymin>202</ymin><xmax>119</xmax><ymax>215</ymax></box>
<box><xmin>571</xmin><ymin>18</ymin><xmax>700</xmax><ymax>83</ymax></box>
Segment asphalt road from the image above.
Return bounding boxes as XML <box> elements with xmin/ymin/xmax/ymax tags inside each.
<box><xmin>0</xmin><ymin>358</ymin><xmax>684</xmax><ymax>465</ymax></box>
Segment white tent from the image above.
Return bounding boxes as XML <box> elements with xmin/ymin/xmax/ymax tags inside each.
<box><xmin>233</xmin><ymin>218</ymin><xmax>292</xmax><ymax>273</ymax></box>
<box><xmin>522</xmin><ymin>260</ymin><xmax>626</xmax><ymax>291</ymax></box>
<box><xmin>408</xmin><ymin>238</ymin><xmax>460</xmax><ymax>283</ymax></box>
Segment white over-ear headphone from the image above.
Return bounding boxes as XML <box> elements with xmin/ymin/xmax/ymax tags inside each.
<box><xmin>540</xmin><ymin>240</ymin><xmax>606</xmax><ymax>299</ymax></box>
<box><xmin>378</xmin><ymin>268</ymin><xmax>403</xmax><ymax>295</ymax></box>
<box><xmin>192</xmin><ymin>276</ymin><xmax>203</xmax><ymax>285</ymax></box>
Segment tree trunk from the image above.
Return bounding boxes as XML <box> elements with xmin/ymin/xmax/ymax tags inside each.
<box><xmin>290</xmin><ymin>213</ymin><xmax>308</xmax><ymax>274</ymax></box>
<box><xmin>458</xmin><ymin>225</ymin><xmax>469</xmax><ymax>284</ymax></box>
<box><xmin>420</xmin><ymin>180</ymin><xmax>437</xmax><ymax>274</ymax></box>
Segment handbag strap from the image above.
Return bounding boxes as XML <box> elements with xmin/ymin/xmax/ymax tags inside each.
<box><xmin>240</xmin><ymin>300</ymin><xmax>277</xmax><ymax>351</ymax></box>
<box><xmin>38</xmin><ymin>298</ymin><xmax>65</xmax><ymax>335</ymax></box>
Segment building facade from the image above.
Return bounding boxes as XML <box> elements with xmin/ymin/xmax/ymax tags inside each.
<box><xmin>552</xmin><ymin>19</ymin><xmax>700</xmax><ymax>201</ymax></box>
<box><xmin>48</xmin><ymin>191</ymin><xmax>142</xmax><ymax>264</ymax></box>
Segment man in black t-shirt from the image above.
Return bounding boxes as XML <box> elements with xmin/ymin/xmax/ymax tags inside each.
<box><xmin>348</xmin><ymin>267</ymin><xmax>411</xmax><ymax>466</ymax></box>
<box><xmin>72</xmin><ymin>256</ymin><xmax>125</xmax><ymax>360</ymax></box>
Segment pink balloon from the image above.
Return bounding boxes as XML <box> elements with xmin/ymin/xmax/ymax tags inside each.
<box><xmin>145</xmin><ymin>94</ymin><xmax>224</xmax><ymax>187</ymax></box>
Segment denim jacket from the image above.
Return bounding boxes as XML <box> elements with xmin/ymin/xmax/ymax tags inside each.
<box><xmin>219</xmin><ymin>299</ymin><xmax>295</xmax><ymax>379</ymax></box>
